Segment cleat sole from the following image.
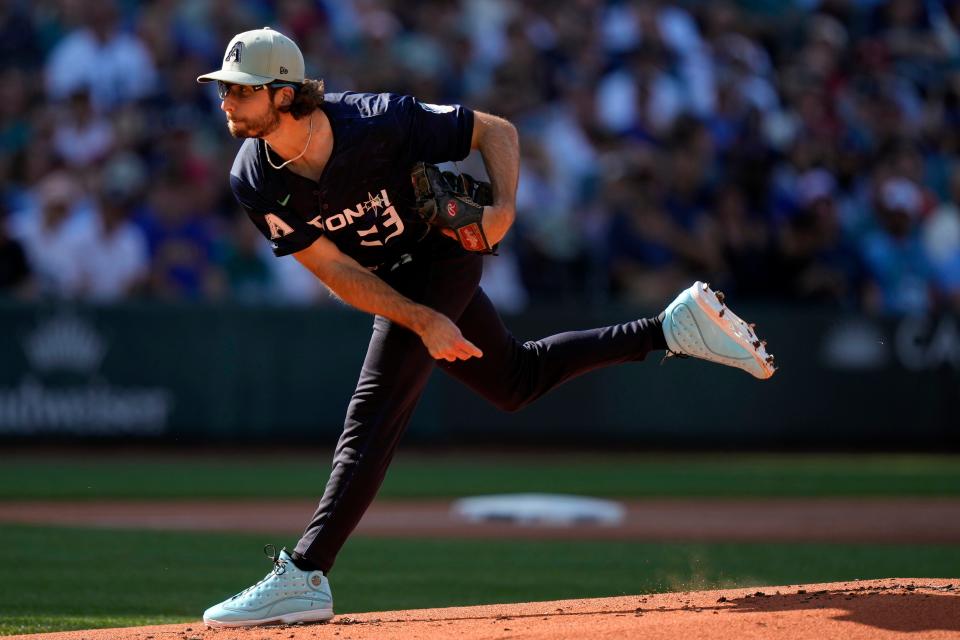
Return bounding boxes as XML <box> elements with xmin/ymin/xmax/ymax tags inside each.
<box><xmin>689</xmin><ymin>283</ymin><xmax>777</xmax><ymax>380</ymax></box>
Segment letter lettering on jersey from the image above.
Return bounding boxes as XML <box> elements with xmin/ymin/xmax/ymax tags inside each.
<box><xmin>325</xmin><ymin>213</ymin><xmax>347</xmax><ymax>231</ymax></box>
<box><xmin>343</xmin><ymin>202</ymin><xmax>365</xmax><ymax>222</ymax></box>
<box><xmin>264</xmin><ymin>213</ymin><xmax>295</xmax><ymax>239</ymax></box>
<box><xmin>302</xmin><ymin>188</ymin><xmax>404</xmax><ymax>244</ymax></box>
<box><xmin>380</xmin><ymin>205</ymin><xmax>404</xmax><ymax>243</ymax></box>
<box><xmin>357</xmin><ymin>226</ymin><xmax>383</xmax><ymax>247</ymax></box>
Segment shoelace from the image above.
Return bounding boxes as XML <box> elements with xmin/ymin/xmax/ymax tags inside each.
<box><xmin>228</xmin><ymin>544</ymin><xmax>288</xmax><ymax>601</ymax></box>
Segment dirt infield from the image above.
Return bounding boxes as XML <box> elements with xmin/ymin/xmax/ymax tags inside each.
<box><xmin>6</xmin><ymin>579</ymin><xmax>958</xmax><ymax>640</ymax></box>
<box><xmin>2</xmin><ymin>498</ymin><xmax>960</xmax><ymax>543</ymax></box>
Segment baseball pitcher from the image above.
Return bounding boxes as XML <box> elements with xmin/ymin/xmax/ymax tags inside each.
<box><xmin>197</xmin><ymin>27</ymin><xmax>776</xmax><ymax>628</ymax></box>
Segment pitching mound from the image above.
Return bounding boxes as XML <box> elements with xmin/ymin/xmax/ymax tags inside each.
<box><xmin>9</xmin><ymin>579</ymin><xmax>958</xmax><ymax>640</ymax></box>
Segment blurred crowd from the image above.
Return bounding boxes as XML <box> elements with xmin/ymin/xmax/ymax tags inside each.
<box><xmin>2</xmin><ymin>0</ymin><xmax>960</xmax><ymax>316</ymax></box>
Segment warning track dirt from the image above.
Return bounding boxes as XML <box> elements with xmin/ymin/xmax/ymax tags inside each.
<box><xmin>1</xmin><ymin>498</ymin><xmax>959</xmax><ymax>543</ymax></box>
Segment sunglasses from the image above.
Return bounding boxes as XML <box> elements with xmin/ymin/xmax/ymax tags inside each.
<box><xmin>217</xmin><ymin>80</ymin><xmax>298</xmax><ymax>100</ymax></box>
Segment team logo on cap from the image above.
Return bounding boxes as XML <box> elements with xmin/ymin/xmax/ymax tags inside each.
<box><xmin>225</xmin><ymin>41</ymin><xmax>243</xmax><ymax>63</ymax></box>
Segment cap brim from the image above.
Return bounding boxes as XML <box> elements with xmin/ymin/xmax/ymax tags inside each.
<box><xmin>196</xmin><ymin>69</ymin><xmax>276</xmax><ymax>85</ymax></box>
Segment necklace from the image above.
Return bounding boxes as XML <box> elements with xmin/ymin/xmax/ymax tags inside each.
<box><xmin>265</xmin><ymin>114</ymin><xmax>314</xmax><ymax>170</ymax></box>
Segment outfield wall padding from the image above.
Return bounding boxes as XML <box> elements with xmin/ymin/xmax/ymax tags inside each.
<box><xmin>0</xmin><ymin>301</ymin><xmax>956</xmax><ymax>447</ymax></box>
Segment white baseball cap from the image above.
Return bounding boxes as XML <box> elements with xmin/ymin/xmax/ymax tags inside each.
<box><xmin>197</xmin><ymin>27</ymin><xmax>305</xmax><ymax>86</ymax></box>
<box><xmin>880</xmin><ymin>177</ymin><xmax>922</xmax><ymax>216</ymax></box>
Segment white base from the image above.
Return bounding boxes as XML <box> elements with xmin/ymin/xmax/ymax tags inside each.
<box><xmin>452</xmin><ymin>493</ymin><xmax>625</xmax><ymax>526</ymax></box>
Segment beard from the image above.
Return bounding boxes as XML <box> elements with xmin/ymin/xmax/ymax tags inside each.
<box><xmin>227</xmin><ymin>103</ymin><xmax>281</xmax><ymax>139</ymax></box>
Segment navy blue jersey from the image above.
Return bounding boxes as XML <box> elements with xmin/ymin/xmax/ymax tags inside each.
<box><xmin>229</xmin><ymin>92</ymin><xmax>475</xmax><ymax>268</ymax></box>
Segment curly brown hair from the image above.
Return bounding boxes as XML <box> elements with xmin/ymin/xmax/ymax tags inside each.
<box><xmin>270</xmin><ymin>78</ymin><xmax>325</xmax><ymax>119</ymax></box>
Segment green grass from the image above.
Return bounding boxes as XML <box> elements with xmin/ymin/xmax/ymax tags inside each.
<box><xmin>1</xmin><ymin>452</ymin><xmax>958</xmax><ymax>500</ymax></box>
<box><xmin>1</xmin><ymin>524</ymin><xmax>958</xmax><ymax>635</ymax></box>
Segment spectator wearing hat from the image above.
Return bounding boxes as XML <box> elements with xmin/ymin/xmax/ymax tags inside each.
<box><xmin>44</xmin><ymin>1</ymin><xmax>157</xmax><ymax>113</ymax></box>
<box><xmin>860</xmin><ymin>176</ymin><xmax>938</xmax><ymax>314</ymax></box>
<box><xmin>7</xmin><ymin>172</ymin><xmax>92</xmax><ymax>298</ymax></box>
<box><xmin>922</xmin><ymin>164</ymin><xmax>960</xmax><ymax>310</ymax></box>
<box><xmin>52</xmin><ymin>88</ymin><xmax>115</xmax><ymax>168</ymax></box>
<box><xmin>72</xmin><ymin>156</ymin><xmax>150</xmax><ymax>301</ymax></box>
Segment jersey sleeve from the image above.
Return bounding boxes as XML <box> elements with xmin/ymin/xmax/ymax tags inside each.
<box><xmin>393</xmin><ymin>95</ymin><xmax>475</xmax><ymax>164</ymax></box>
<box><xmin>230</xmin><ymin>173</ymin><xmax>320</xmax><ymax>257</ymax></box>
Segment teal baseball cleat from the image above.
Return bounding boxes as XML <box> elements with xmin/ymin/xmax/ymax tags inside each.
<box><xmin>203</xmin><ymin>546</ymin><xmax>334</xmax><ymax>627</ymax></box>
<box><xmin>662</xmin><ymin>281</ymin><xmax>777</xmax><ymax>379</ymax></box>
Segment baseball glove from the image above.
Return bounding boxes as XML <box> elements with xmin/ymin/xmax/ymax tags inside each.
<box><xmin>410</xmin><ymin>162</ymin><xmax>495</xmax><ymax>253</ymax></box>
